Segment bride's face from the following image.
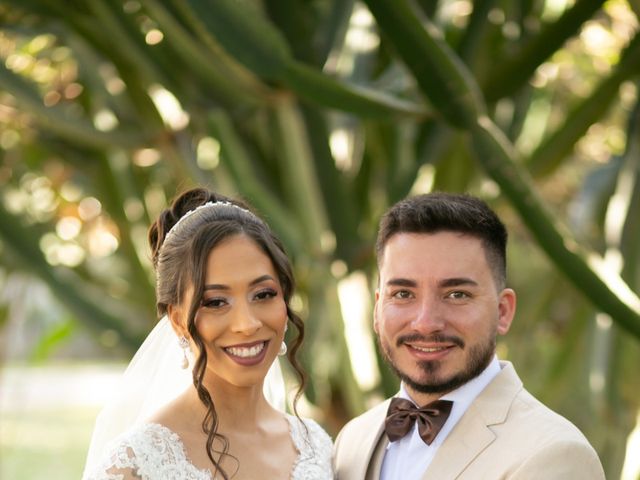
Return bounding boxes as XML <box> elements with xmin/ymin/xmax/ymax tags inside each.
<box><xmin>182</xmin><ymin>234</ymin><xmax>287</xmax><ymax>390</ymax></box>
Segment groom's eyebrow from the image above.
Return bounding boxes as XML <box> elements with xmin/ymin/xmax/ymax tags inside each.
<box><xmin>438</xmin><ymin>277</ymin><xmax>478</xmax><ymax>288</ymax></box>
<box><xmin>386</xmin><ymin>278</ymin><xmax>417</xmax><ymax>288</ymax></box>
<box><xmin>385</xmin><ymin>277</ymin><xmax>478</xmax><ymax>289</ymax></box>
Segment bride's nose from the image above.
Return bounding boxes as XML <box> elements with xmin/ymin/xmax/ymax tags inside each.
<box><xmin>229</xmin><ymin>300</ymin><xmax>261</xmax><ymax>335</ymax></box>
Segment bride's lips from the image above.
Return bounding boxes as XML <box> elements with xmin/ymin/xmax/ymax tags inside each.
<box><xmin>223</xmin><ymin>340</ymin><xmax>270</xmax><ymax>366</ymax></box>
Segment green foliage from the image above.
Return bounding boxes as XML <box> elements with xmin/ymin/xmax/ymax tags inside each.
<box><xmin>1</xmin><ymin>1</ymin><xmax>640</xmax><ymax>477</ymax></box>
<box><xmin>29</xmin><ymin>317</ymin><xmax>75</xmax><ymax>362</ymax></box>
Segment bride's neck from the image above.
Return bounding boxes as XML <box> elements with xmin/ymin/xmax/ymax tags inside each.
<box><xmin>186</xmin><ymin>382</ymin><xmax>275</xmax><ymax>430</ymax></box>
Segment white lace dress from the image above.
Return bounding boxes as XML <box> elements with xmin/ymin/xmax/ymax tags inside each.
<box><xmin>84</xmin><ymin>415</ymin><xmax>333</xmax><ymax>480</ymax></box>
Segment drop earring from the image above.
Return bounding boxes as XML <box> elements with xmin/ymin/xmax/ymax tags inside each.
<box><xmin>278</xmin><ymin>321</ymin><xmax>288</xmax><ymax>356</ymax></box>
<box><xmin>179</xmin><ymin>336</ymin><xmax>190</xmax><ymax>369</ymax></box>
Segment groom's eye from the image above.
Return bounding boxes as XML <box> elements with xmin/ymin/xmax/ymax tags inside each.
<box><xmin>446</xmin><ymin>291</ymin><xmax>470</xmax><ymax>300</ymax></box>
<box><xmin>392</xmin><ymin>290</ymin><xmax>413</xmax><ymax>299</ymax></box>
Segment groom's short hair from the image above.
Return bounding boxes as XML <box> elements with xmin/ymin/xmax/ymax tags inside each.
<box><xmin>376</xmin><ymin>192</ymin><xmax>508</xmax><ymax>289</ymax></box>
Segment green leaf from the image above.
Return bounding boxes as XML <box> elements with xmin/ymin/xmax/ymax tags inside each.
<box><xmin>528</xmin><ymin>30</ymin><xmax>640</xmax><ymax>178</ymax></box>
<box><xmin>206</xmin><ymin>110</ymin><xmax>303</xmax><ymax>253</ymax></box>
<box><xmin>184</xmin><ymin>0</ymin><xmax>291</xmax><ymax>78</ymax></box>
<box><xmin>184</xmin><ymin>0</ymin><xmax>429</xmax><ymax>118</ymax></box>
<box><xmin>145</xmin><ymin>0</ymin><xmax>268</xmax><ymax>106</ymax></box>
<box><xmin>455</xmin><ymin>0</ymin><xmax>496</xmax><ymax>65</ymax></box>
<box><xmin>363</xmin><ymin>0</ymin><xmax>486</xmax><ymax>128</ymax></box>
<box><xmin>271</xmin><ymin>100</ymin><xmax>330</xmax><ymax>247</ymax></box>
<box><xmin>618</xmin><ymin>95</ymin><xmax>640</xmax><ymax>286</ymax></box>
<box><xmin>315</xmin><ymin>0</ymin><xmax>355</xmax><ymax>64</ymax></box>
<box><xmin>30</xmin><ymin>318</ymin><xmax>75</xmax><ymax>363</ymax></box>
<box><xmin>85</xmin><ymin>0</ymin><xmax>165</xmax><ymax>87</ymax></box>
<box><xmin>483</xmin><ymin>0</ymin><xmax>606</xmax><ymax>102</ymax></box>
<box><xmin>284</xmin><ymin>62</ymin><xmax>429</xmax><ymax>117</ymax></box>
<box><xmin>298</xmin><ymin>106</ymin><xmax>360</xmax><ymax>264</ymax></box>
<box><xmin>471</xmin><ymin>117</ymin><xmax>640</xmax><ymax>339</ymax></box>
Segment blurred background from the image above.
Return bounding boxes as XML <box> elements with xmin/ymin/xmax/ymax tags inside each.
<box><xmin>1</xmin><ymin>0</ymin><xmax>640</xmax><ymax>478</ymax></box>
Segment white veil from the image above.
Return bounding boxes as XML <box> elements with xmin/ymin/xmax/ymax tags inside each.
<box><xmin>82</xmin><ymin>316</ymin><xmax>286</xmax><ymax>478</ymax></box>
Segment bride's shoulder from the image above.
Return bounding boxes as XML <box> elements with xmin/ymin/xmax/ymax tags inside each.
<box><xmin>286</xmin><ymin>415</ymin><xmax>333</xmax><ymax>453</ymax></box>
<box><xmin>101</xmin><ymin>423</ymin><xmax>183</xmax><ymax>465</ymax></box>
<box><xmin>84</xmin><ymin>423</ymin><xmax>208</xmax><ymax>480</ymax></box>
<box><xmin>286</xmin><ymin>415</ymin><xmax>334</xmax><ymax>479</ymax></box>
<box><xmin>117</xmin><ymin>422</ymin><xmax>179</xmax><ymax>445</ymax></box>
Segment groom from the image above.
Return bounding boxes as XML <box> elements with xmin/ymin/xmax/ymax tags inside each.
<box><xmin>334</xmin><ymin>193</ymin><xmax>605</xmax><ymax>479</ymax></box>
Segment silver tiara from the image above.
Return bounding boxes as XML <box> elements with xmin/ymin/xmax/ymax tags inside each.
<box><xmin>165</xmin><ymin>201</ymin><xmax>253</xmax><ymax>240</ymax></box>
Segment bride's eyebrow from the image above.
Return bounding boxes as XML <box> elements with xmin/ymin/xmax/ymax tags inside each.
<box><xmin>249</xmin><ymin>274</ymin><xmax>276</xmax><ymax>286</ymax></box>
<box><xmin>203</xmin><ymin>275</ymin><xmax>276</xmax><ymax>291</ymax></box>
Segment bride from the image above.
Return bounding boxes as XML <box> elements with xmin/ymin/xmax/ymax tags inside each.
<box><xmin>83</xmin><ymin>188</ymin><xmax>333</xmax><ymax>479</ymax></box>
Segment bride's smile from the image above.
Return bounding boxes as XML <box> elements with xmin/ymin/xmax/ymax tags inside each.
<box><xmin>224</xmin><ymin>339</ymin><xmax>268</xmax><ymax>359</ymax></box>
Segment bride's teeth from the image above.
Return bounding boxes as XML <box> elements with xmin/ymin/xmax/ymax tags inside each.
<box><xmin>226</xmin><ymin>342</ymin><xmax>265</xmax><ymax>358</ymax></box>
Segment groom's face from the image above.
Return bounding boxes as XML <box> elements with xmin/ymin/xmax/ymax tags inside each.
<box><xmin>374</xmin><ymin>231</ymin><xmax>515</xmax><ymax>403</ymax></box>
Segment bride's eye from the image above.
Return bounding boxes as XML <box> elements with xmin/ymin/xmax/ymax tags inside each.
<box><xmin>254</xmin><ymin>288</ymin><xmax>277</xmax><ymax>301</ymax></box>
<box><xmin>201</xmin><ymin>297</ymin><xmax>228</xmax><ymax>309</ymax></box>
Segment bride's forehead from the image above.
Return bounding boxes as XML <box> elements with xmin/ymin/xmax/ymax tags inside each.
<box><xmin>207</xmin><ymin>236</ymin><xmax>271</xmax><ymax>264</ymax></box>
<box><xmin>201</xmin><ymin>238</ymin><xmax>277</xmax><ymax>282</ymax></box>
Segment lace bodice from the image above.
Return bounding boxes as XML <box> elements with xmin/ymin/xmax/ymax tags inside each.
<box><xmin>84</xmin><ymin>415</ymin><xmax>333</xmax><ymax>480</ymax></box>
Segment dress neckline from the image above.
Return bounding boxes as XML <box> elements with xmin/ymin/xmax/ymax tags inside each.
<box><xmin>141</xmin><ymin>414</ymin><xmax>305</xmax><ymax>478</ymax></box>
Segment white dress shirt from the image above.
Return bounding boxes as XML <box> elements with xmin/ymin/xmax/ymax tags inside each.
<box><xmin>379</xmin><ymin>356</ymin><xmax>502</xmax><ymax>480</ymax></box>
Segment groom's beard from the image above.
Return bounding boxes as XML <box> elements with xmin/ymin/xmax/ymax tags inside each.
<box><xmin>378</xmin><ymin>331</ymin><xmax>496</xmax><ymax>395</ymax></box>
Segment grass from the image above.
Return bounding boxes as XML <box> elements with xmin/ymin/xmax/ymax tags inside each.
<box><xmin>0</xmin><ymin>362</ymin><xmax>124</xmax><ymax>479</ymax></box>
<box><xmin>1</xmin><ymin>406</ymin><xmax>99</xmax><ymax>479</ymax></box>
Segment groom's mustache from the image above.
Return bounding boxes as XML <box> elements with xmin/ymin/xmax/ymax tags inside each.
<box><xmin>396</xmin><ymin>333</ymin><xmax>465</xmax><ymax>349</ymax></box>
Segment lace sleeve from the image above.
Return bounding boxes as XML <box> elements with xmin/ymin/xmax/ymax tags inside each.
<box><xmin>288</xmin><ymin>416</ymin><xmax>334</xmax><ymax>479</ymax></box>
<box><xmin>83</xmin><ymin>423</ymin><xmax>211</xmax><ymax>480</ymax></box>
<box><xmin>84</xmin><ymin>442</ymin><xmax>144</xmax><ymax>480</ymax></box>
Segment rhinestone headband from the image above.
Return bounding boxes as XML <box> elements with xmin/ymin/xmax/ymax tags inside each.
<box><xmin>165</xmin><ymin>200</ymin><xmax>253</xmax><ymax>241</ymax></box>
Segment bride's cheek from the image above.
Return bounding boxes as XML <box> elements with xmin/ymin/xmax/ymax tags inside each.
<box><xmin>273</xmin><ymin>301</ymin><xmax>288</xmax><ymax>327</ymax></box>
<box><xmin>195</xmin><ymin>314</ymin><xmax>222</xmax><ymax>339</ymax></box>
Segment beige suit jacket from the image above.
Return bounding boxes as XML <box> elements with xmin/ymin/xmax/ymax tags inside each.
<box><xmin>334</xmin><ymin>362</ymin><xmax>605</xmax><ymax>480</ymax></box>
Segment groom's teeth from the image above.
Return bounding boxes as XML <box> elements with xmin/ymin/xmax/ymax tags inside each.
<box><xmin>413</xmin><ymin>345</ymin><xmax>447</xmax><ymax>352</ymax></box>
<box><xmin>226</xmin><ymin>342</ymin><xmax>265</xmax><ymax>358</ymax></box>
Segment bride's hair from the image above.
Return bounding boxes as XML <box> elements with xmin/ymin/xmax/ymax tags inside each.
<box><xmin>148</xmin><ymin>187</ymin><xmax>305</xmax><ymax>479</ymax></box>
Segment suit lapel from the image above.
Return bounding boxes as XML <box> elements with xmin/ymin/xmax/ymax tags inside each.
<box><xmin>422</xmin><ymin>362</ymin><xmax>523</xmax><ymax>479</ymax></box>
<box><xmin>366</xmin><ymin>431</ymin><xmax>390</xmax><ymax>480</ymax></box>
<box><xmin>421</xmin><ymin>405</ymin><xmax>496</xmax><ymax>479</ymax></box>
<box><xmin>346</xmin><ymin>399</ymin><xmax>390</xmax><ymax>479</ymax></box>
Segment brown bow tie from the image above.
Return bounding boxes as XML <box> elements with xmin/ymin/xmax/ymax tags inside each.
<box><xmin>385</xmin><ymin>397</ymin><xmax>453</xmax><ymax>445</ymax></box>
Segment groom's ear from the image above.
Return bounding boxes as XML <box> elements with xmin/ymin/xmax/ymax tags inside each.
<box><xmin>373</xmin><ymin>289</ymin><xmax>381</xmax><ymax>335</ymax></box>
<box><xmin>497</xmin><ymin>288</ymin><xmax>516</xmax><ymax>335</ymax></box>
<box><xmin>167</xmin><ymin>304</ymin><xmax>188</xmax><ymax>338</ymax></box>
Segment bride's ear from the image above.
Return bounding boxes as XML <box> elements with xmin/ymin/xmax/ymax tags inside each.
<box><xmin>167</xmin><ymin>304</ymin><xmax>188</xmax><ymax>338</ymax></box>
